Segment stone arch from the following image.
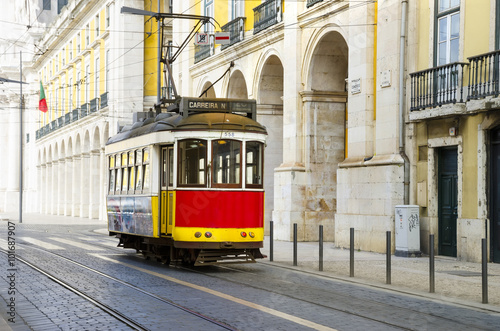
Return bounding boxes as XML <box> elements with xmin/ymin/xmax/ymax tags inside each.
<box><xmin>81</xmin><ymin>130</ymin><xmax>91</xmax><ymax>217</ymax></box>
<box><xmin>227</xmin><ymin>70</ymin><xmax>248</xmax><ymax>99</ymax></box>
<box><xmin>65</xmin><ymin>137</ymin><xmax>74</xmax><ymax>216</ymax></box>
<box><xmin>255</xmin><ymin>53</ymin><xmax>285</xmax><ymax>233</ymax></box>
<box><xmin>301</xmin><ymin>29</ymin><xmax>349</xmax><ymax>241</ymax></box>
<box><xmin>90</xmin><ymin>126</ymin><xmax>101</xmax><ymax>218</ymax></box>
<box><xmin>199</xmin><ymin>80</ymin><xmax>216</xmax><ymax>98</ymax></box>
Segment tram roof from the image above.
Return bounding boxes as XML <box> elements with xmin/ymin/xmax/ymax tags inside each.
<box><xmin>106</xmin><ymin>112</ymin><xmax>267</xmax><ymax>145</ymax></box>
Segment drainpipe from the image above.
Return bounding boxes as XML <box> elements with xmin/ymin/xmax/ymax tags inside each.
<box><xmin>399</xmin><ymin>0</ymin><xmax>410</xmax><ymax>205</ymax></box>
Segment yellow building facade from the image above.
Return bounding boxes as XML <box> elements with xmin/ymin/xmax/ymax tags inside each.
<box><xmin>408</xmin><ymin>0</ymin><xmax>500</xmax><ymax>262</ymax></box>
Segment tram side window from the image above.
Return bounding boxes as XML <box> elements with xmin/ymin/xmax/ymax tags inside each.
<box><xmin>121</xmin><ymin>153</ymin><xmax>128</xmax><ymax>192</ymax></box>
<box><xmin>246</xmin><ymin>141</ymin><xmax>264</xmax><ymax>188</ymax></box>
<box><xmin>115</xmin><ymin>154</ymin><xmax>122</xmax><ymax>193</ymax></box>
<box><xmin>135</xmin><ymin>149</ymin><xmax>142</xmax><ymax>191</ymax></box>
<box><xmin>143</xmin><ymin>147</ymin><xmax>150</xmax><ymax>190</ymax></box>
<box><xmin>108</xmin><ymin>155</ymin><xmax>116</xmax><ymax>193</ymax></box>
<box><xmin>128</xmin><ymin>151</ymin><xmax>135</xmax><ymax>193</ymax></box>
<box><xmin>178</xmin><ymin>139</ymin><xmax>207</xmax><ymax>186</ymax></box>
<box><xmin>212</xmin><ymin>140</ymin><xmax>241</xmax><ymax>187</ymax></box>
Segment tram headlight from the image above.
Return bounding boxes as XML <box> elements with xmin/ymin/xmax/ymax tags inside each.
<box><xmin>194</xmin><ymin>232</ymin><xmax>202</xmax><ymax>238</ymax></box>
<box><xmin>205</xmin><ymin>232</ymin><xmax>212</xmax><ymax>238</ymax></box>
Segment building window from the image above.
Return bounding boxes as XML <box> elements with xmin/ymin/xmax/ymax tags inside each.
<box><xmin>95</xmin><ymin>56</ymin><xmax>100</xmax><ymax>98</ymax></box>
<box><xmin>77</xmin><ymin>33</ymin><xmax>81</xmax><ymax>53</ymax></box>
<box><xmin>106</xmin><ymin>4</ymin><xmax>111</xmax><ymax>28</ymax></box>
<box><xmin>62</xmin><ymin>48</ymin><xmax>65</xmax><ymax>66</ymax></box>
<box><xmin>57</xmin><ymin>0</ymin><xmax>68</xmax><ymax>14</ymax></box>
<box><xmin>95</xmin><ymin>14</ymin><xmax>100</xmax><ymax>38</ymax></box>
<box><xmin>204</xmin><ymin>0</ymin><xmax>214</xmax><ymax>34</ymax></box>
<box><xmin>76</xmin><ymin>72</ymin><xmax>81</xmax><ymax>108</ymax></box>
<box><xmin>69</xmin><ymin>77</ymin><xmax>73</xmax><ymax>109</ymax></box>
<box><xmin>435</xmin><ymin>0</ymin><xmax>460</xmax><ymax>66</ymax></box>
<box><xmin>43</xmin><ymin>0</ymin><xmax>51</xmax><ymax>10</ymax></box>
<box><xmin>55</xmin><ymin>55</ymin><xmax>58</xmax><ymax>72</ymax></box>
<box><xmin>85</xmin><ymin>64</ymin><xmax>90</xmax><ymax>103</ymax></box>
<box><xmin>496</xmin><ymin>0</ymin><xmax>500</xmax><ymax>49</ymax></box>
<box><xmin>86</xmin><ymin>24</ymin><xmax>90</xmax><ymax>46</ymax></box>
<box><xmin>69</xmin><ymin>41</ymin><xmax>73</xmax><ymax>59</ymax></box>
<box><xmin>230</xmin><ymin>0</ymin><xmax>243</xmax><ymax>20</ymax></box>
<box><xmin>61</xmin><ymin>77</ymin><xmax>65</xmax><ymax>113</ymax></box>
<box><xmin>105</xmin><ymin>49</ymin><xmax>110</xmax><ymax>92</ymax></box>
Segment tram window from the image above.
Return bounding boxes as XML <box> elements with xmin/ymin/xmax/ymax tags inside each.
<box><xmin>168</xmin><ymin>148</ymin><xmax>174</xmax><ymax>187</ymax></box>
<box><xmin>116</xmin><ymin>168</ymin><xmax>122</xmax><ymax>192</ymax></box>
<box><xmin>178</xmin><ymin>139</ymin><xmax>207</xmax><ymax>187</ymax></box>
<box><xmin>212</xmin><ymin>140</ymin><xmax>241</xmax><ymax>187</ymax></box>
<box><xmin>143</xmin><ymin>164</ymin><xmax>150</xmax><ymax>189</ymax></box>
<box><xmin>122</xmin><ymin>168</ymin><xmax>128</xmax><ymax>191</ymax></box>
<box><xmin>128</xmin><ymin>151</ymin><xmax>135</xmax><ymax>192</ymax></box>
<box><xmin>135</xmin><ymin>165</ymin><xmax>143</xmax><ymax>190</ymax></box>
<box><xmin>109</xmin><ymin>169</ymin><xmax>115</xmax><ymax>193</ymax></box>
<box><xmin>161</xmin><ymin>148</ymin><xmax>167</xmax><ymax>188</ymax></box>
<box><xmin>246</xmin><ymin>141</ymin><xmax>264</xmax><ymax>188</ymax></box>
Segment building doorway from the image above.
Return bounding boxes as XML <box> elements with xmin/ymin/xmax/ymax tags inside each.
<box><xmin>491</xmin><ymin>127</ymin><xmax>500</xmax><ymax>262</ymax></box>
<box><xmin>438</xmin><ymin>147</ymin><xmax>458</xmax><ymax>257</ymax></box>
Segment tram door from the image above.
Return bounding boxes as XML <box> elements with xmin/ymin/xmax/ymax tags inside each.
<box><xmin>161</xmin><ymin>146</ymin><xmax>174</xmax><ymax>235</ymax></box>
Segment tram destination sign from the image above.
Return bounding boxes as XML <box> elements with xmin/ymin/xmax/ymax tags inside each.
<box><xmin>179</xmin><ymin>97</ymin><xmax>256</xmax><ymax>120</ymax></box>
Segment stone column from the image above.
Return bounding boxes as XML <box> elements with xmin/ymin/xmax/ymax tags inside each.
<box><xmin>65</xmin><ymin>156</ymin><xmax>73</xmax><ymax>216</ymax></box>
<box><xmin>80</xmin><ymin>152</ymin><xmax>90</xmax><ymax>218</ymax></box>
<box><xmin>72</xmin><ymin>154</ymin><xmax>81</xmax><ymax>217</ymax></box>
<box><xmin>58</xmin><ymin>157</ymin><xmax>66</xmax><ymax>215</ymax></box>
<box><xmin>100</xmin><ymin>147</ymin><xmax>106</xmax><ymax>220</ymax></box>
<box><xmin>89</xmin><ymin>149</ymin><xmax>100</xmax><ymax>219</ymax></box>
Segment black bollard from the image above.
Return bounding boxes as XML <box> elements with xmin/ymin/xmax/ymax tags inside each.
<box><xmin>319</xmin><ymin>225</ymin><xmax>324</xmax><ymax>271</ymax></box>
<box><xmin>350</xmin><ymin>228</ymin><xmax>354</xmax><ymax>277</ymax></box>
<box><xmin>386</xmin><ymin>231</ymin><xmax>391</xmax><ymax>284</ymax></box>
<box><xmin>270</xmin><ymin>220</ymin><xmax>274</xmax><ymax>262</ymax></box>
<box><xmin>293</xmin><ymin>223</ymin><xmax>298</xmax><ymax>266</ymax></box>
<box><xmin>482</xmin><ymin>238</ymin><xmax>488</xmax><ymax>304</ymax></box>
<box><xmin>430</xmin><ymin>234</ymin><xmax>435</xmax><ymax>293</ymax></box>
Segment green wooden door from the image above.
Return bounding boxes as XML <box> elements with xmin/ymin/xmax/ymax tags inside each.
<box><xmin>438</xmin><ymin>147</ymin><xmax>458</xmax><ymax>257</ymax></box>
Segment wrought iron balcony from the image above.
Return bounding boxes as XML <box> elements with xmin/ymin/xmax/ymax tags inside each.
<box><xmin>467</xmin><ymin>50</ymin><xmax>500</xmax><ymax>101</ymax></box>
<box><xmin>50</xmin><ymin>120</ymin><xmax>57</xmax><ymax>132</ymax></box>
<box><xmin>80</xmin><ymin>103</ymin><xmax>89</xmax><ymax>118</ymax></box>
<box><xmin>410</xmin><ymin>62</ymin><xmax>468</xmax><ymax>111</ymax></box>
<box><xmin>307</xmin><ymin>0</ymin><xmax>324</xmax><ymax>8</ymax></box>
<box><xmin>57</xmin><ymin>116</ymin><xmax>64</xmax><ymax>127</ymax></box>
<box><xmin>72</xmin><ymin>108</ymin><xmax>79</xmax><ymax>122</ymax></box>
<box><xmin>254</xmin><ymin>0</ymin><xmax>282</xmax><ymax>35</ymax></box>
<box><xmin>65</xmin><ymin>112</ymin><xmax>71</xmax><ymax>124</ymax></box>
<box><xmin>221</xmin><ymin>17</ymin><xmax>245</xmax><ymax>50</ymax></box>
<box><xmin>194</xmin><ymin>35</ymin><xmax>214</xmax><ymax>64</ymax></box>
<box><xmin>90</xmin><ymin>97</ymin><xmax>99</xmax><ymax>113</ymax></box>
<box><xmin>100</xmin><ymin>92</ymin><xmax>108</xmax><ymax>108</ymax></box>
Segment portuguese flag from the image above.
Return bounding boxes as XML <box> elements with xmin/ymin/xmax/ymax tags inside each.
<box><xmin>39</xmin><ymin>81</ymin><xmax>48</xmax><ymax>112</ymax></box>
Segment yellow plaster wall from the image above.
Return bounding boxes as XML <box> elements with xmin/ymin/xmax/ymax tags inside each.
<box><xmin>143</xmin><ymin>0</ymin><xmax>161</xmax><ymax>97</ymax></box>
<box><xmin>463</xmin><ymin>0</ymin><xmax>490</xmax><ymax>59</ymax></box>
<box><xmin>460</xmin><ymin>115</ymin><xmax>481</xmax><ymax>219</ymax></box>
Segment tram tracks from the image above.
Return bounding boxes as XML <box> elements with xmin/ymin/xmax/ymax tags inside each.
<box><xmin>1</xmin><ymin>242</ymin><xmax>236</xmax><ymax>331</ymax></box>
<box><xmin>177</xmin><ymin>263</ymin><xmax>496</xmax><ymax>331</ymax></box>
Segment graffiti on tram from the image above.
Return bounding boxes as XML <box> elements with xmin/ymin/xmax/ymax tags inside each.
<box><xmin>107</xmin><ymin>196</ymin><xmax>154</xmax><ymax>236</ymax></box>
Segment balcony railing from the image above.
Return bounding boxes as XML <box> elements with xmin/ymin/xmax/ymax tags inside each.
<box><xmin>306</xmin><ymin>0</ymin><xmax>323</xmax><ymax>8</ymax></box>
<box><xmin>65</xmin><ymin>112</ymin><xmax>71</xmax><ymax>124</ymax></box>
<box><xmin>80</xmin><ymin>103</ymin><xmax>89</xmax><ymax>118</ymax></box>
<box><xmin>100</xmin><ymin>92</ymin><xmax>108</xmax><ymax>108</ymax></box>
<box><xmin>254</xmin><ymin>0</ymin><xmax>282</xmax><ymax>35</ymax></box>
<box><xmin>72</xmin><ymin>108</ymin><xmax>79</xmax><ymax>122</ymax></box>
<box><xmin>468</xmin><ymin>50</ymin><xmax>500</xmax><ymax>100</ymax></box>
<box><xmin>194</xmin><ymin>42</ymin><xmax>213</xmax><ymax>64</ymax></box>
<box><xmin>90</xmin><ymin>97</ymin><xmax>99</xmax><ymax>113</ymax></box>
<box><xmin>410</xmin><ymin>62</ymin><xmax>468</xmax><ymax>111</ymax></box>
<box><xmin>221</xmin><ymin>17</ymin><xmax>246</xmax><ymax>50</ymax></box>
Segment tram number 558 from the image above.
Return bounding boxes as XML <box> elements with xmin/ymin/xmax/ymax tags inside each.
<box><xmin>223</xmin><ymin>132</ymin><xmax>235</xmax><ymax>138</ymax></box>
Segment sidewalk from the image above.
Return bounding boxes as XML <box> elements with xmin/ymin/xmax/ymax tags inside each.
<box><xmin>2</xmin><ymin>212</ymin><xmax>500</xmax><ymax>311</ymax></box>
<box><xmin>260</xmin><ymin>239</ymin><xmax>500</xmax><ymax>311</ymax></box>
